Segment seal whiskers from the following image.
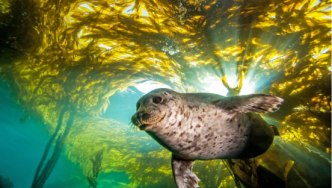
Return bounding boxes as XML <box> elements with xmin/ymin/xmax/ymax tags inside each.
<box><xmin>128</xmin><ymin>121</ymin><xmax>138</xmax><ymax>131</ymax></box>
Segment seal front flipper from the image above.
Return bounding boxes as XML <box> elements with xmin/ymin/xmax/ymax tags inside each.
<box><xmin>213</xmin><ymin>94</ymin><xmax>283</xmax><ymax>116</ymax></box>
<box><xmin>172</xmin><ymin>155</ymin><xmax>200</xmax><ymax>188</ymax></box>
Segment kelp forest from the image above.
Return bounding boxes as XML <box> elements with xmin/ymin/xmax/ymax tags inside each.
<box><xmin>0</xmin><ymin>0</ymin><xmax>330</xmax><ymax>187</ymax></box>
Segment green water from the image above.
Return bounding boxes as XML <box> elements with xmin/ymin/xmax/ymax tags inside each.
<box><xmin>0</xmin><ymin>82</ymin><xmax>330</xmax><ymax>188</ymax></box>
<box><xmin>0</xmin><ymin>0</ymin><xmax>331</xmax><ymax>187</ymax></box>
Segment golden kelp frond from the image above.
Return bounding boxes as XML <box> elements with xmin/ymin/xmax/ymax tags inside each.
<box><xmin>0</xmin><ymin>0</ymin><xmax>10</xmax><ymax>14</ymax></box>
<box><xmin>279</xmin><ymin>92</ymin><xmax>331</xmax><ymax>152</ymax></box>
<box><xmin>194</xmin><ymin>160</ymin><xmax>235</xmax><ymax>188</ymax></box>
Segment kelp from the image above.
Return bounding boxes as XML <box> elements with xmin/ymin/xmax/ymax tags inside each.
<box><xmin>0</xmin><ymin>0</ymin><xmax>330</xmax><ymax>187</ymax></box>
<box><xmin>65</xmin><ymin>117</ymin><xmax>175</xmax><ymax>187</ymax></box>
<box><xmin>86</xmin><ymin>149</ymin><xmax>104</xmax><ymax>188</ymax></box>
<box><xmin>0</xmin><ymin>175</ymin><xmax>14</xmax><ymax>188</ymax></box>
<box><xmin>31</xmin><ymin>104</ymin><xmax>77</xmax><ymax>188</ymax></box>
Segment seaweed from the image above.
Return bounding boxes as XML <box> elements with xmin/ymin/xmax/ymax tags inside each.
<box><xmin>0</xmin><ymin>0</ymin><xmax>330</xmax><ymax>187</ymax></box>
<box><xmin>86</xmin><ymin>149</ymin><xmax>104</xmax><ymax>188</ymax></box>
<box><xmin>0</xmin><ymin>175</ymin><xmax>14</xmax><ymax>188</ymax></box>
<box><xmin>31</xmin><ymin>102</ymin><xmax>77</xmax><ymax>188</ymax></box>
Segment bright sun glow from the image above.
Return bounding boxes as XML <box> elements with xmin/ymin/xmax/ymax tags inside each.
<box><xmin>135</xmin><ymin>80</ymin><xmax>171</xmax><ymax>94</ymax></box>
<box><xmin>205</xmin><ymin>77</ymin><xmax>229</xmax><ymax>96</ymax></box>
<box><xmin>224</xmin><ymin>75</ymin><xmax>238</xmax><ymax>88</ymax></box>
<box><xmin>239</xmin><ymin>80</ymin><xmax>255</xmax><ymax>95</ymax></box>
<box><xmin>204</xmin><ymin>75</ymin><xmax>255</xmax><ymax>96</ymax></box>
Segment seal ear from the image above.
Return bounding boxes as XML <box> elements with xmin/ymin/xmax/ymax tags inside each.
<box><xmin>213</xmin><ymin>94</ymin><xmax>283</xmax><ymax>116</ymax></box>
<box><xmin>171</xmin><ymin>155</ymin><xmax>200</xmax><ymax>188</ymax></box>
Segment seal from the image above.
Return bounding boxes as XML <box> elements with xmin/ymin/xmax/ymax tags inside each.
<box><xmin>131</xmin><ymin>88</ymin><xmax>283</xmax><ymax>188</ymax></box>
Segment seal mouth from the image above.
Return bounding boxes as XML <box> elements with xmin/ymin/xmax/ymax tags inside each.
<box><xmin>138</xmin><ymin>124</ymin><xmax>149</xmax><ymax>130</ymax></box>
<box><xmin>138</xmin><ymin>113</ymin><xmax>167</xmax><ymax>130</ymax></box>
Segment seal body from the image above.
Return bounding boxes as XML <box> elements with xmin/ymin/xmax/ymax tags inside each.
<box><xmin>131</xmin><ymin>88</ymin><xmax>283</xmax><ymax>188</ymax></box>
<box><xmin>148</xmin><ymin>111</ymin><xmax>274</xmax><ymax>160</ymax></box>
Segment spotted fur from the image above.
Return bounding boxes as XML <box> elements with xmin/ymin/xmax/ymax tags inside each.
<box><xmin>131</xmin><ymin>88</ymin><xmax>283</xmax><ymax>188</ymax></box>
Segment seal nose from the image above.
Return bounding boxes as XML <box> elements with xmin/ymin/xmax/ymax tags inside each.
<box><xmin>137</xmin><ymin>111</ymin><xmax>142</xmax><ymax>121</ymax></box>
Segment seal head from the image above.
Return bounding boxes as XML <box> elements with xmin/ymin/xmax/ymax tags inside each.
<box><xmin>131</xmin><ymin>88</ymin><xmax>178</xmax><ymax>131</ymax></box>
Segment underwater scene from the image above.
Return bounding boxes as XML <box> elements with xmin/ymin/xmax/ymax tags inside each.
<box><xmin>0</xmin><ymin>0</ymin><xmax>331</xmax><ymax>187</ymax></box>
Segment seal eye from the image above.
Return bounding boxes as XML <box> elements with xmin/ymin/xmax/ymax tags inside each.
<box><xmin>136</xmin><ymin>102</ymin><xmax>140</xmax><ymax>110</ymax></box>
<box><xmin>152</xmin><ymin>96</ymin><xmax>162</xmax><ymax>104</ymax></box>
